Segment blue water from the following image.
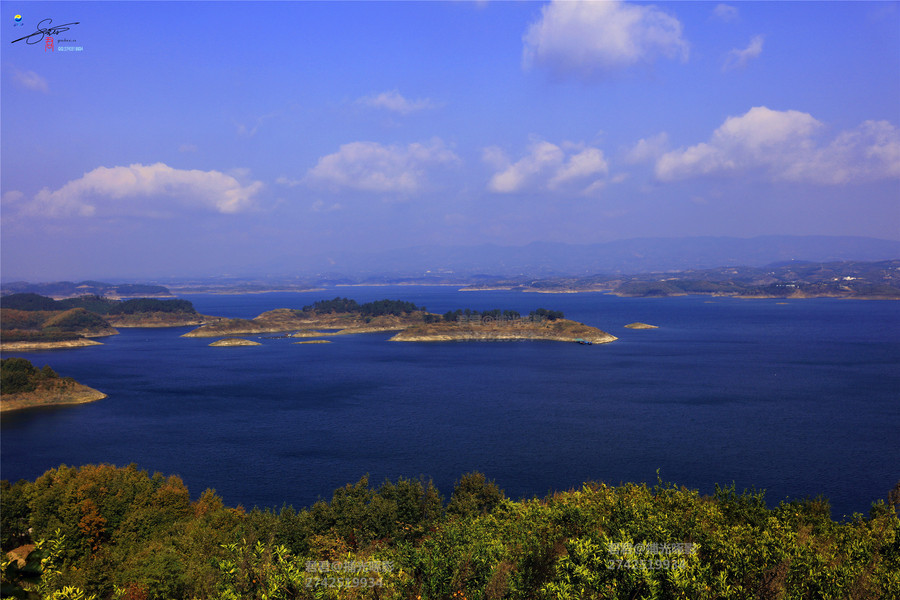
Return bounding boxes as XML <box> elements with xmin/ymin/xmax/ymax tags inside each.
<box><xmin>1</xmin><ymin>287</ymin><xmax>898</xmax><ymax>519</ymax></box>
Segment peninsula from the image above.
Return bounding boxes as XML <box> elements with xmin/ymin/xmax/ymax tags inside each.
<box><xmin>0</xmin><ymin>294</ymin><xmax>216</xmax><ymax>350</ymax></box>
<box><xmin>0</xmin><ymin>358</ymin><xmax>106</xmax><ymax>413</ymax></box>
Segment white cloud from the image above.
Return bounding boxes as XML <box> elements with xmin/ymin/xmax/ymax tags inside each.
<box><xmin>625</xmin><ymin>132</ymin><xmax>669</xmax><ymax>163</ymax></box>
<box><xmin>712</xmin><ymin>4</ymin><xmax>739</xmax><ymax>22</ymax></box>
<box><xmin>486</xmin><ymin>139</ymin><xmax>609</xmax><ymax>195</ymax></box>
<box><xmin>522</xmin><ymin>0</ymin><xmax>689</xmax><ymax>80</ymax></box>
<box><xmin>11</xmin><ymin>68</ymin><xmax>49</xmax><ymax>93</ymax></box>
<box><xmin>276</xmin><ymin>176</ymin><xmax>302</xmax><ymax>187</ymax></box>
<box><xmin>2</xmin><ymin>190</ymin><xmax>25</xmax><ymax>205</ymax></box>
<box><xmin>305</xmin><ymin>139</ymin><xmax>460</xmax><ymax>194</ymax></box>
<box><xmin>655</xmin><ymin>106</ymin><xmax>900</xmax><ymax>184</ymax></box>
<box><xmin>357</xmin><ymin>90</ymin><xmax>438</xmax><ymax>115</ymax></box>
<box><xmin>20</xmin><ymin>163</ymin><xmax>264</xmax><ymax>218</ymax></box>
<box><xmin>310</xmin><ymin>200</ymin><xmax>342</xmax><ymax>212</ymax></box>
<box><xmin>782</xmin><ymin>120</ymin><xmax>900</xmax><ymax>184</ymax></box>
<box><xmin>723</xmin><ymin>35</ymin><xmax>764</xmax><ymax>71</ymax></box>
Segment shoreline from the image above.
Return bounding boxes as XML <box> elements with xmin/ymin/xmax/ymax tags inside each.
<box><xmin>457</xmin><ymin>287</ymin><xmax>899</xmax><ymax>300</ymax></box>
<box><xmin>0</xmin><ymin>339</ymin><xmax>104</xmax><ymax>352</ymax></box>
<box><xmin>1</xmin><ymin>383</ymin><xmax>107</xmax><ymax>413</ymax></box>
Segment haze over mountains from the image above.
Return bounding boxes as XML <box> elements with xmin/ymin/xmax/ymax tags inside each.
<box><xmin>3</xmin><ymin>235</ymin><xmax>899</xmax><ymax>284</ymax></box>
<box><xmin>283</xmin><ymin>235</ymin><xmax>900</xmax><ymax>279</ymax></box>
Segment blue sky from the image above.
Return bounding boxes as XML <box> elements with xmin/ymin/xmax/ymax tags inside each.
<box><xmin>2</xmin><ymin>1</ymin><xmax>898</xmax><ymax>279</ymax></box>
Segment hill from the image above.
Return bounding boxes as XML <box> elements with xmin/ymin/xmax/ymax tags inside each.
<box><xmin>0</xmin><ymin>358</ymin><xmax>106</xmax><ymax>412</ymax></box>
<box><xmin>0</xmin><ymin>281</ymin><xmax>171</xmax><ymax>299</ymax></box>
<box><xmin>0</xmin><ymin>307</ymin><xmax>118</xmax><ymax>348</ymax></box>
<box><xmin>461</xmin><ymin>259</ymin><xmax>900</xmax><ymax>299</ymax></box>
<box><xmin>0</xmin><ymin>296</ymin><xmax>208</xmax><ymax>348</ymax></box>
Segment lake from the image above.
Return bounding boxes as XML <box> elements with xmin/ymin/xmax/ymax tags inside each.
<box><xmin>1</xmin><ymin>287</ymin><xmax>898</xmax><ymax>520</ymax></box>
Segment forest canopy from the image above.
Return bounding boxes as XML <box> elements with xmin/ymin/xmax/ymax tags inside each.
<box><xmin>1</xmin><ymin>464</ymin><xmax>897</xmax><ymax>600</ymax></box>
<box><xmin>297</xmin><ymin>297</ymin><xmax>424</xmax><ymax>317</ymax></box>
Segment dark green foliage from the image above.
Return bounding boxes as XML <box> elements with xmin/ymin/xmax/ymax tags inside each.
<box><xmin>299</xmin><ymin>297</ymin><xmax>423</xmax><ymax>317</ymax></box>
<box><xmin>107</xmin><ymin>298</ymin><xmax>196</xmax><ymax>315</ymax></box>
<box><xmin>443</xmin><ymin>309</ymin><xmax>463</xmax><ymax>322</ymax></box>
<box><xmin>359</xmin><ymin>299</ymin><xmax>421</xmax><ymax>317</ymax></box>
<box><xmin>0</xmin><ymin>293</ymin><xmax>59</xmax><ymax>311</ymax></box>
<box><xmin>58</xmin><ymin>295</ymin><xmax>120</xmax><ymax>314</ymax></box>
<box><xmin>300</xmin><ymin>297</ymin><xmax>361</xmax><ymax>313</ymax></box>
<box><xmin>0</xmin><ymin>294</ymin><xmax>193</xmax><ymax>316</ymax></box>
<box><xmin>1</xmin><ymin>358</ymin><xmax>46</xmax><ymax>394</ymax></box>
<box><xmin>0</xmin><ymin>480</ymin><xmax>32</xmax><ymax>550</ymax></box>
<box><xmin>447</xmin><ymin>472</ymin><xmax>506</xmax><ymax>517</ymax></box>
<box><xmin>530</xmin><ymin>308</ymin><xmax>564</xmax><ymax>320</ymax></box>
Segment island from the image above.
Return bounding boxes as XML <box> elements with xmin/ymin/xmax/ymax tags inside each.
<box><xmin>209</xmin><ymin>338</ymin><xmax>262</xmax><ymax>347</ymax></box>
<box><xmin>389</xmin><ymin>317</ymin><xmax>616</xmax><ymax>343</ymax></box>
<box><xmin>183</xmin><ymin>298</ymin><xmax>617</xmax><ymax>345</ymax></box>
<box><xmin>624</xmin><ymin>322</ymin><xmax>659</xmax><ymax>329</ymax></box>
<box><xmin>0</xmin><ymin>358</ymin><xmax>106</xmax><ymax>413</ymax></box>
<box><xmin>183</xmin><ymin>298</ymin><xmax>430</xmax><ymax>338</ymax></box>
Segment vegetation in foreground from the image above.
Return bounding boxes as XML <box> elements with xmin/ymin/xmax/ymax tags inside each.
<box><xmin>2</xmin><ymin>465</ymin><xmax>898</xmax><ymax>600</ymax></box>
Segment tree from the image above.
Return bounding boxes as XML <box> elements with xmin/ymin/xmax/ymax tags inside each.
<box><xmin>447</xmin><ymin>472</ymin><xmax>505</xmax><ymax>517</ymax></box>
<box><xmin>1</xmin><ymin>358</ymin><xmax>39</xmax><ymax>394</ymax></box>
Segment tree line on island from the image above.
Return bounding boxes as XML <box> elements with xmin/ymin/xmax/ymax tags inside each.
<box><xmin>1</xmin><ymin>464</ymin><xmax>897</xmax><ymax>600</ymax></box>
<box><xmin>0</xmin><ymin>357</ymin><xmax>64</xmax><ymax>395</ymax></box>
<box><xmin>0</xmin><ymin>294</ymin><xmax>196</xmax><ymax>316</ymax></box>
<box><xmin>297</xmin><ymin>297</ymin><xmax>564</xmax><ymax>324</ymax></box>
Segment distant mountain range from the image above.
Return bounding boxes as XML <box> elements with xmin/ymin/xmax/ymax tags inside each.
<box><xmin>306</xmin><ymin>235</ymin><xmax>900</xmax><ymax>278</ymax></box>
<box><xmin>0</xmin><ymin>281</ymin><xmax>171</xmax><ymax>298</ymax></box>
<box><xmin>4</xmin><ymin>236</ymin><xmax>899</xmax><ymax>288</ymax></box>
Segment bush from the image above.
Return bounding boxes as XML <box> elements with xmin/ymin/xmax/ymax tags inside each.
<box><xmin>1</xmin><ymin>357</ymin><xmax>39</xmax><ymax>393</ymax></box>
